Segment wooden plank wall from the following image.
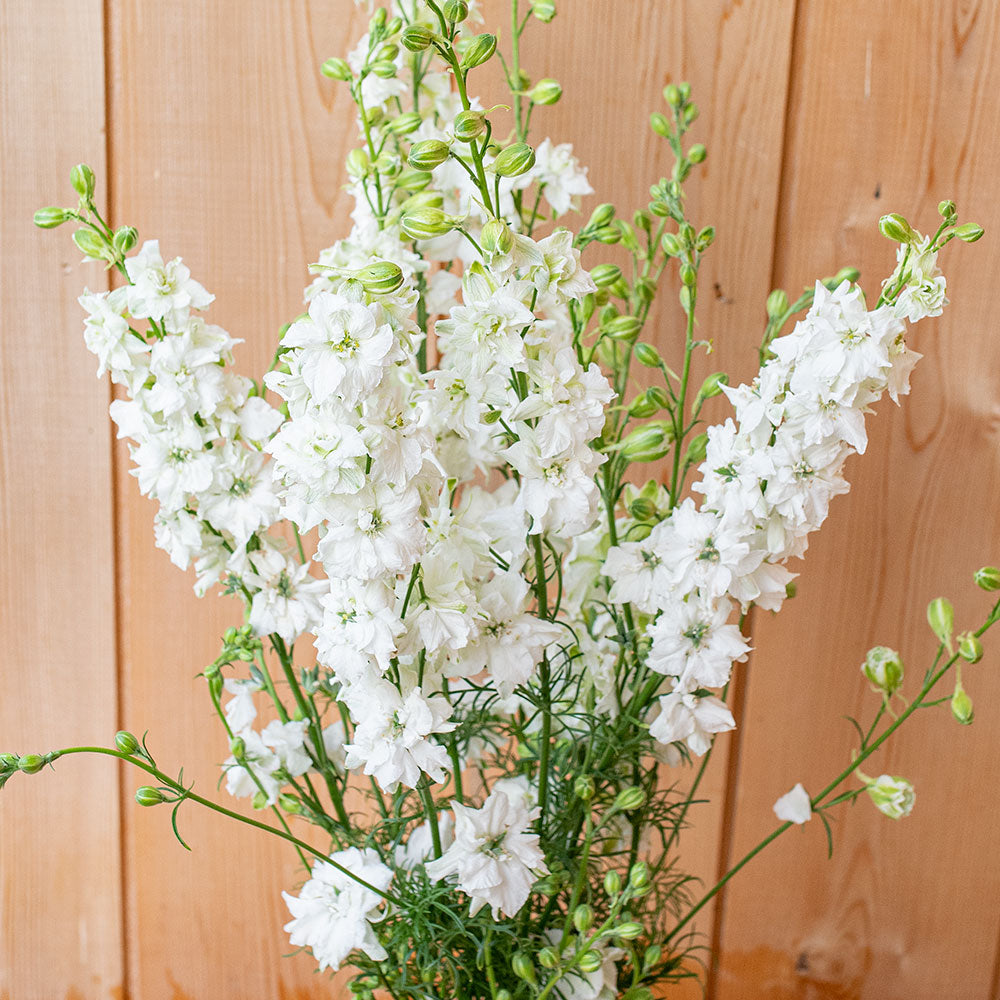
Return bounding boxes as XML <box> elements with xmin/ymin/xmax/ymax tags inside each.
<box><xmin>2</xmin><ymin>2</ymin><xmax>999</xmax><ymax>997</ymax></box>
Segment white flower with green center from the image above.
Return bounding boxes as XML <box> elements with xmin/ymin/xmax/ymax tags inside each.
<box><xmin>245</xmin><ymin>547</ymin><xmax>327</xmax><ymax>642</ymax></box>
<box><xmin>282</xmin><ymin>847</ymin><xmax>392</xmax><ymax>972</ymax></box>
<box><xmin>282</xmin><ymin>291</ymin><xmax>395</xmax><ymax>407</ymax></box>
<box><xmin>124</xmin><ymin>239</ymin><xmax>213</xmax><ymax>328</ymax></box>
<box><xmin>79</xmin><ymin>286</ymin><xmax>148</xmax><ymax>385</ymax></box>
<box><xmin>648</xmin><ymin>689</ymin><xmax>736</xmax><ymax>756</ymax></box>
<box><xmin>426</xmin><ymin>787</ymin><xmax>548</xmax><ymax>919</ymax></box>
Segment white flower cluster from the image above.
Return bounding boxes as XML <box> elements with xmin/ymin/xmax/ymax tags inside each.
<box><xmin>603</xmin><ymin>266</ymin><xmax>942</xmax><ymax>757</ymax></box>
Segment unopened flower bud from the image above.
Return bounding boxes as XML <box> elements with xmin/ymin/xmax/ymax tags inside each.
<box><xmin>345</xmin><ymin>148</ymin><xmax>370</xmax><ymax>179</ymax></box>
<box><xmin>938</xmin><ymin>199</ymin><xmax>957</xmax><ymax>220</ymax></box>
<box><xmin>927</xmin><ymin>597</ymin><xmax>954</xmax><ymax>649</ymax></box>
<box><xmin>357</xmin><ymin>261</ymin><xmax>404</xmax><ymax>295</ymax></box>
<box><xmin>951</xmin><ymin>682</ymin><xmax>974</xmax><ymax>725</ymax></box>
<box><xmin>135</xmin><ymin>786</ymin><xmax>165</xmax><ymax>806</ymax></box>
<box><xmin>620</xmin><ymin>422</ymin><xmax>674</xmax><ymax>463</ymax></box>
<box><xmin>461</xmin><ymin>33</ymin><xmax>497</xmax><ymax>69</ymax></box>
<box><xmin>401</xmin><ymin>207</ymin><xmax>457</xmax><ymax>240</ymax></box>
<box><xmin>628</xmin><ymin>497</ymin><xmax>657</xmax><ymax>521</ymax></box>
<box><xmin>649</xmin><ymin>112</ymin><xmax>670</xmax><ymax>137</ymax></box>
<box><xmin>18</xmin><ymin>754</ymin><xmax>45</xmax><ymax>775</ymax></box>
<box><xmin>573</xmin><ymin>774</ymin><xmax>595</xmax><ymax>800</ymax></box>
<box><xmin>531</xmin><ymin>0</ymin><xmax>556</xmax><ymax>21</ymax></box>
<box><xmin>538</xmin><ymin>946</ymin><xmax>559</xmax><ymax>969</ymax></box>
<box><xmin>604</xmin><ymin>315</ymin><xmax>642</xmax><ymax>341</ymax></box>
<box><xmin>371</xmin><ymin>7</ymin><xmax>386</xmax><ymax>27</ymax></box>
<box><xmin>865</xmin><ymin>774</ymin><xmax>915</xmax><ymax>820</ymax></box>
<box><xmin>643</xmin><ymin>944</ymin><xmax>662</xmax><ymax>971</ymax></box>
<box><xmin>629</xmin><ymin>393</ymin><xmax>659</xmax><ymax>419</ymax></box>
<box><xmin>633</xmin><ymin>342</ymin><xmax>662</xmax><ymax>368</ymax></box>
<box><xmin>320</xmin><ymin>57</ymin><xmax>352</xmax><ymax>81</ymax></box>
<box><xmin>493</xmin><ymin>142</ymin><xmax>535</xmax><ymax>177</ymax></box>
<box><xmin>861</xmin><ymin>645</ymin><xmax>903</xmax><ymax>696</ymax></box>
<box><xmin>613</xmin><ymin>786</ymin><xmax>647</xmax><ymax>813</ymax></box>
<box><xmin>578</xmin><ymin>951</ymin><xmax>604</xmax><ymax>974</ymax></box>
<box><xmin>229</xmin><ymin>736</ymin><xmax>246</xmax><ymax>760</ymax></box>
<box><xmin>573</xmin><ymin>904</ymin><xmax>595</xmax><ymax>933</ymax></box>
<box><xmin>615</xmin><ymin>922</ymin><xmax>644</xmax><ymax>941</ymax></box>
<box><xmin>72</xmin><ymin>227</ymin><xmax>107</xmax><ymax>259</ymax></box>
<box><xmin>679</xmin><ymin>262</ymin><xmax>697</xmax><ymax>287</ymax></box>
<box><xmin>590</xmin><ymin>263</ymin><xmax>622</xmax><ymax>288</ymax></box>
<box><xmin>629</xmin><ymin>861</ymin><xmax>650</xmax><ymax>888</ymax></box>
<box><xmin>252</xmin><ymin>790</ymin><xmax>268</xmax><ymax>810</ymax></box>
<box><xmin>70</xmin><ymin>163</ymin><xmax>96</xmax><ymax>199</ymax></box>
<box><xmin>587</xmin><ymin>203</ymin><xmax>615</xmax><ymax>230</ymax></box>
<box><xmin>408</xmin><ymin>139</ymin><xmax>451</xmax><ymax>171</ymax></box>
<box><xmin>0</xmin><ymin>753</ymin><xmax>19</xmax><ymax>773</ymax></box>
<box><xmin>766</xmin><ymin>288</ymin><xmax>789</xmax><ymax>318</ymax></box>
<box><xmin>528</xmin><ymin>78</ymin><xmax>562</xmax><ymax>105</ymax></box>
<box><xmin>604</xmin><ymin>870</ymin><xmax>622</xmax><ymax>896</ymax></box>
<box><xmin>688</xmin><ymin>143</ymin><xmax>707</xmax><ymax>164</ymax></box>
<box><xmin>696</xmin><ymin>225</ymin><xmax>715</xmax><ymax>250</ymax></box>
<box><xmin>696</xmin><ymin>371</ymin><xmax>729</xmax><ymax>400</ymax></box>
<box><xmin>34</xmin><ymin>206</ymin><xmax>71</xmax><ymax>229</ymax></box>
<box><xmin>115</xmin><ymin>731</ymin><xmax>141</xmax><ymax>755</ymax></box>
<box><xmin>385</xmin><ymin>112</ymin><xmax>421</xmax><ymax>136</ymax></box>
<box><xmin>879</xmin><ymin>213</ymin><xmax>916</xmax><ymax>244</ymax></box>
<box><xmin>959</xmin><ymin>633</ymin><xmax>983</xmax><ymax>664</ymax></box>
<box><xmin>369</xmin><ymin>60</ymin><xmax>397</xmax><ymax>79</ymax></box>
<box><xmin>496</xmin><ymin>992</ymin><xmax>511</xmax><ymax>1000</ymax></box>
<box><xmin>395</xmin><ymin>168</ymin><xmax>432</xmax><ymax>192</ymax></box>
<box><xmin>377</xmin><ymin>43</ymin><xmax>399</xmax><ymax>62</ymax></box>
<box><xmin>663</xmin><ymin>83</ymin><xmax>681</xmax><ymax>107</ymax></box>
<box><xmin>401</xmin><ymin>24</ymin><xmax>435</xmax><ymax>51</ymax></box>
<box><xmin>481</xmin><ymin>218</ymin><xmax>514</xmax><ymax>257</ymax></box>
<box><xmin>444</xmin><ymin>0</ymin><xmax>469</xmax><ymax>21</ymax></box>
<box><xmin>453</xmin><ymin>110</ymin><xmax>486</xmax><ymax>141</ymax></box>
<box><xmin>955</xmin><ymin>222</ymin><xmax>984</xmax><ymax>243</ymax></box>
<box><xmin>974</xmin><ymin>566</ymin><xmax>1000</xmax><ymax>591</ymax></box>
<box><xmin>113</xmin><ymin>226</ymin><xmax>138</xmax><ymax>253</ymax></box>
<box><xmin>279</xmin><ymin>793</ymin><xmax>304</xmax><ymax>814</ymax></box>
<box><xmin>595</xmin><ymin>224</ymin><xmax>622</xmax><ymax>244</ymax></box>
<box><xmin>832</xmin><ymin>265</ymin><xmax>860</xmax><ymax>285</ymax></box>
<box><xmin>402</xmin><ymin>190</ymin><xmax>443</xmax><ymax>212</ymax></box>
<box><xmin>512</xmin><ymin>952</ymin><xmax>536</xmax><ymax>984</ymax></box>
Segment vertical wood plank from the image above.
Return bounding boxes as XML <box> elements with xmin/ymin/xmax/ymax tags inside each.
<box><xmin>0</xmin><ymin>2</ymin><xmax>123</xmax><ymax>998</ymax></box>
<box><xmin>716</xmin><ymin>2</ymin><xmax>1000</xmax><ymax>997</ymax></box>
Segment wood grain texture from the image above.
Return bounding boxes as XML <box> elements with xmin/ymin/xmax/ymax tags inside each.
<box><xmin>715</xmin><ymin>3</ymin><xmax>1000</xmax><ymax>998</ymax></box>
<box><xmin>0</xmin><ymin>2</ymin><xmax>123</xmax><ymax>998</ymax></box>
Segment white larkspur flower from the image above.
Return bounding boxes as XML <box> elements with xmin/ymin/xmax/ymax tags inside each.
<box><xmin>773</xmin><ymin>783</ymin><xmax>812</xmax><ymax>825</ymax></box>
<box><xmin>865</xmin><ymin>774</ymin><xmax>915</xmax><ymax>820</ymax></box>
<box><xmin>314</xmin><ymin>577</ymin><xmax>403</xmax><ymax>674</ymax></box>
<box><xmin>342</xmin><ymin>681</ymin><xmax>456</xmax><ymax>792</ymax></box>
<box><xmin>245</xmin><ymin>550</ymin><xmax>327</xmax><ymax>642</ymax></box>
<box><xmin>80</xmin><ymin>286</ymin><xmax>148</xmax><ymax>382</ymax></box>
<box><xmin>648</xmin><ymin>690</ymin><xmax>735</xmax><ymax>756</ymax></box>
<box><xmin>426</xmin><ymin>787</ymin><xmax>548</xmax><ymax>919</ymax></box>
<box><xmin>223</xmin><ymin>721</ymin><xmax>311</xmax><ymax>805</ymax></box>
<box><xmin>514</xmin><ymin>138</ymin><xmax>594</xmax><ymax>217</ymax></box>
<box><xmin>282</xmin><ymin>847</ymin><xmax>392</xmax><ymax>972</ymax></box>
<box><xmin>124</xmin><ymin>240</ymin><xmax>213</xmax><ymax>328</ymax></box>
<box><xmin>281</xmin><ymin>291</ymin><xmax>394</xmax><ymax>407</ymax></box>
<box><xmin>223</xmin><ymin>677</ymin><xmax>262</xmax><ymax>733</ymax></box>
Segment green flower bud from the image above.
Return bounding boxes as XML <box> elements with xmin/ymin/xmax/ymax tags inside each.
<box><xmin>481</xmin><ymin>218</ymin><xmax>514</xmax><ymax>257</ymax></box>
<box><xmin>461</xmin><ymin>33</ymin><xmax>497</xmax><ymax>69</ymax></box>
<box><xmin>496</xmin><ymin>991</ymin><xmax>512</xmax><ymax>1000</ymax></box>
<box><xmin>531</xmin><ymin>0</ymin><xmax>556</xmax><ymax>21</ymax></box>
<box><xmin>72</xmin><ymin>227</ymin><xmax>106</xmax><ymax>259</ymax></box>
<box><xmin>661</xmin><ymin>232</ymin><xmax>682</xmax><ymax>256</ymax></box>
<box><xmin>663</xmin><ymin>83</ymin><xmax>681</xmax><ymax>107</ymax></box>
<box><xmin>528</xmin><ymin>78</ymin><xmax>562</xmax><ymax>105</ymax></box>
<box><xmin>402</xmin><ymin>190</ymin><xmax>444</xmax><ymax>211</ymax></box>
<box><xmin>512</xmin><ymin>952</ymin><xmax>536</xmax><ymax>984</ymax></box>
<box><xmin>974</xmin><ymin>566</ymin><xmax>1000</xmax><ymax>591</ymax></box>
<box><xmin>623</xmin><ymin>988</ymin><xmax>654</xmax><ymax>1000</ymax></box>
<box><xmin>684</xmin><ymin>433</ymin><xmax>708</xmax><ymax>466</ymax></box>
<box><xmin>938</xmin><ymin>199</ymin><xmax>957</xmax><ymax>220</ymax></box>
<box><xmin>279</xmin><ymin>793</ymin><xmax>304</xmax><ymax>814</ymax></box>
<box><xmin>34</xmin><ymin>206</ymin><xmax>70</xmax><ymax>229</ymax></box>
<box><xmin>320</xmin><ymin>57</ymin><xmax>352</xmax><ymax>81</ymax></box>
<box><xmin>861</xmin><ymin>645</ymin><xmax>903</xmax><ymax>696</ymax></box>
<box><xmin>679</xmin><ymin>262</ymin><xmax>697</xmax><ymax>287</ymax></box>
<box><xmin>613</xmin><ymin>786</ymin><xmax>647</xmax><ymax>813</ymax></box>
<box><xmin>595</xmin><ymin>224</ymin><xmax>622</xmax><ymax>244</ymax></box>
<box><xmin>573</xmin><ymin>774</ymin><xmax>595</xmax><ymax>800</ymax></box>
<box><xmin>696</xmin><ymin>225</ymin><xmax>715</xmax><ymax>250</ymax></box>
<box><xmin>377</xmin><ymin>43</ymin><xmax>400</xmax><ymax>62</ymax></box>
<box><xmin>590</xmin><ymin>263</ymin><xmax>622</xmax><ymax>288</ymax></box>
<box><xmin>697</xmin><ymin>371</ymin><xmax>729</xmax><ymax>400</ymax></box>
<box><xmin>371</xmin><ymin>7</ymin><xmax>386</xmax><ymax>27</ymax></box>
<box><xmin>135</xmin><ymin>786</ymin><xmax>165</xmax><ymax>806</ymax></box>
<box><xmin>865</xmin><ymin>774</ymin><xmax>915</xmax><ymax>820</ymax></box>
<box><xmin>615</xmin><ymin>922</ymin><xmax>644</xmax><ymax>940</ymax></box>
<box><xmin>357</xmin><ymin>261</ymin><xmax>404</xmax><ymax>295</ymax></box>
<box><xmin>629</xmin><ymin>393</ymin><xmax>660</xmax><ymax>419</ymax></box>
<box><xmin>927</xmin><ymin>597</ymin><xmax>954</xmax><ymax>649</ymax></box>
<box><xmin>642</xmin><ymin>944</ymin><xmax>662</xmax><ymax>972</ymax></box>
<box><xmin>951</xmin><ymin>682</ymin><xmax>974</xmax><ymax>725</ymax></box>
<box><xmin>573</xmin><ymin>904</ymin><xmax>595</xmax><ymax>933</ymax></box>
<box><xmin>113</xmin><ymin>226</ymin><xmax>138</xmax><ymax>254</ymax></box>
<box><xmin>587</xmin><ymin>203</ymin><xmax>615</xmax><ymax>230</ymax></box>
<box><xmin>955</xmin><ymin>222</ymin><xmax>985</xmax><ymax>243</ymax></box>
<box><xmin>578</xmin><ymin>951</ymin><xmax>604</xmax><ymax>974</ymax></box>
<box><xmin>0</xmin><ymin>753</ymin><xmax>19</xmax><ymax>773</ymax></box>
<box><xmin>386</xmin><ymin>112</ymin><xmax>423</xmax><ymax>136</ymax></box>
<box><xmin>444</xmin><ymin>0</ymin><xmax>470</xmax><ymax>21</ymax></box>
<box><xmin>70</xmin><ymin>163</ymin><xmax>96</xmax><ymax>199</ymax></box>
<box><xmin>688</xmin><ymin>143</ymin><xmax>707</xmax><ymax>164</ymax></box>
<box><xmin>628</xmin><ymin>497</ymin><xmax>657</xmax><ymax>521</ymax></box>
<box><xmin>766</xmin><ymin>288</ymin><xmax>789</xmax><ymax>318</ymax></box>
<box><xmin>493</xmin><ymin>142</ymin><xmax>536</xmax><ymax>178</ymax></box>
<box><xmin>959</xmin><ymin>633</ymin><xmax>983</xmax><ymax>664</ymax></box>
<box><xmin>620</xmin><ymin>422</ymin><xmax>674</xmax><ymax>463</ymax></box>
<box><xmin>649</xmin><ymin>112</ymin><xmax>670</xmax><ymax>137</ymax></box>
<box><xmin>683</xmin><ymin>103</ymin><xmax>699</xmax><ymax>125</ymax></box>
<box><xmin>18</xmin><ymin>754</ymin><xmax>45</xmax><ymax>775</ymax></box>
<box><xmin>629</xmin><ymin>861</ymin><xmax>650</xmax><ymax>888</ymax></box>
<box><xmin>395</xmin><ymin>168</ymin><xmax>433</xmax><ymax>193</ymax></box>
<box><xmin>229</xmin><ymin>736</ymin><xmax>246</xmax><ymax>760</ymax></box>
<box><xmin>400</xmin><ymin>207</ymin><xmax>457</xmax><ymax>240</ymax></box>
<box><xmin>878</xmin><ymin>213</ymin><xmax>916</xmax><ymax>244</ymax></box>
<box><xmin>369</xmin><ymin>60</ymin><xmax>397</xmax><ymax>79</ymax></box>
<box><xmin>831</xmin><ymin>265</ymin><xmax>860</xmax><ymax>285</ymax></box>
<box><xmin>785</xmin><ymin>580</ymin><xmax>798</xmax><ymax>600</ymax></box>
<box><xmin>633</xmin><ymin>342</ymin><xmax>662</xmax><ymax>368</ymax></box>
<box><xmin>538</xmin><ymin>946</ymin><xmax>559</xmax><ymax>970</ymax></box>
<box><xmin>408</xmin><ymin>139</ymin><xmax>451</xmax><ymax>171</ymax></box>
<box><xmin>604</xmin><ymin>315</ymin><xmax>642</xmax><ymax>341</ymax></box>
<box><xmin>223</xmin><ymin>627</ymin><xmax>238</xmax><ymax>643</ymax></box>
<box><xmin>115</xmin><ymin>731</ymin><xmax>141</xmax><ymax>755</ymax></box>
<box><xmin>604</xmin><ymin>870</ymin><xmax>622</xmax><ymax>896</ymax></box>
<box><xmin>453</xmin><ymin>110</ymin><xmax>486</xmax><ymax>141</ymax></box>
<box><xmin>401</xmin><ymin>24</ymin><xmax>435</xmax><ymax>51</ymax></box>
<box><xmin>345</xmin><ymin>148</ymin><xmax>370</xmax><ymax>179</ymax></box>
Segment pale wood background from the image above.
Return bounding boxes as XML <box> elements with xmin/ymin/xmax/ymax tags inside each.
<box><xmin>2</xmin><ymin>1</ymin><xmax>1000</xmax><ymax>998</ymax></box>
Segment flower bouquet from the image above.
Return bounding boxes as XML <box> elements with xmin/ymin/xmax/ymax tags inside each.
<box><xmin>9</xmin><ymin>1</ymin><xmax>994</xmax><ymax>996</ymax></box>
